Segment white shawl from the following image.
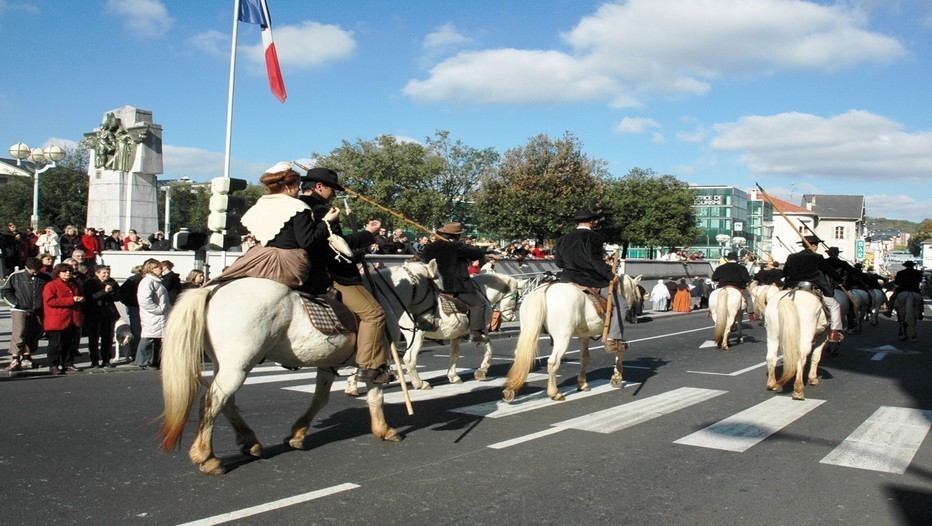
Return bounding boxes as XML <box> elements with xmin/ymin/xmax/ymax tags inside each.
<box><xmin>241</xmin><ymin>194</ymin><xmax>310</xmax><ymax>245</ymax></box>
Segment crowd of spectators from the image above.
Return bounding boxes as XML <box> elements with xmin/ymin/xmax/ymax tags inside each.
<box><xmin>2</xmin><ymin>229</ymin><xmax>190</xmax><ymax>373</ymax></box>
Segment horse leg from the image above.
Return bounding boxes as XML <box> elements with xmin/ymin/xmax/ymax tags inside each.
<box><xmin>189</xmin><ymin>368</ymin><xmax>248</xmax><ymax>476</ymax></box>
<box><xmin>792</xmin><ymin>340</ymin><xmax>812</xmax><ymax>400</ymax></box>
<box><xmin>765</xmin><ymin>336</ymin><xmax>780</xmax><ymax>392</ymax></box>
<box><xmin>447</xmin><ymin>339</ymin><xmax>463</xmax><ymax>384</ymax></box>
<box><xmin>403</xmin><ymin>331</ymin><xmax>430</xmax><ymax>390</ymax></box>
<box><xmin>576</xmin><ymin>339</ymin><xmax>591</xmax><ymax>392</ymax></box>
<box><xmin>808</xmin><ymin>340</ymin><xmax>825</xmax><ymax>387</ymax></box>
<box><xmin>344</xmin><ymin>368</ymin><xmax>360</xmax><ymax>397</ymax></box>
<box><xmin>364</xmin><ymin>383</ymin><xmax>400</xmax><ymax>442</ymax></box>
<box><xmin>547</xmin><ymin>335</ymin><xmax>572</xmax><ymax>401</ymax></box>
<box><xmin>610</xmin><ymin>343</ymin><xmax>625</xmax><ymax>388</ymax></box>
<box><xmin>221</xmin><ymin>394</ymin><xmax>263</xmax><ymax>458</ymax></box>
<box><xmin>736</xmin><ymin>310</ymin><xmax>745</xmax><ymax>344</ymax></box>
<box><xmin>286</xmin><ymin>369</ymin><xmax>335</xmax><ymax>450</ymax></box>
<box><xmin>474</xmin><ymin>341</ymin><xmax>493</xmax><ymax>381</ymax></box>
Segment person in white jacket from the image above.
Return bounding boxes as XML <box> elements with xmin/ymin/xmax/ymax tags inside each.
<box><xmin>135</xmin><ymin>258</ymin><xmax>170</xmax><ymax>369</ymax></box>
<box><xmin>649</xmin><ymin>279</ymin><xmax>671</xmax><ymax>312</ymax></box>
<box><xmin>36</xmin><ymin>226</ymin><xmax>61</xmax><ymax>263</ymax></box>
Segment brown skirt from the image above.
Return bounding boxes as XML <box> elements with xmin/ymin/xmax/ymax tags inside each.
<box><xmin>214</xmin><ymin>246</ymin><xmax>309</xmax><ymax>288</ymax></box>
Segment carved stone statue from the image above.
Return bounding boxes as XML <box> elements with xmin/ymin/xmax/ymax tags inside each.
<box><xmin>85</xmin><ymin>112</ymin><xmax>149</xmax><ymax>172</ymax></box>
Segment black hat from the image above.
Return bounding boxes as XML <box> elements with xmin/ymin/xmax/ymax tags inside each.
<box><xmin>903</xmin><ymin>260</ymin><xmax>915</xmax><ymax>267</ymax></box>
<box><xmin>798</xmin><ymin>234</ymin><xmax>822</xmax><ymax>246</ymax></box>
<box><xmin>301</xmin><ymin>167</ymin><xmax>345</xmax><ymax>191</ymax></box>
<box><xmin>725</xmin><ymin>252</ymin><xmax>739</xmax><ymax>261</ymax></box>
<box><xmin>827</xmin><ymin>246</ymin><xmax>841</xmax><ymax>255</ymax></box>
<box><xmin>571</xmin><ymin>208</ymin><xmax>600</xmax><ymax>222</ymax></box>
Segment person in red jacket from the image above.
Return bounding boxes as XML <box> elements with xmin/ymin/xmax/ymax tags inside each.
<box><xmin>80</xmin><ymin>227</ymin><xmax>101</xmax><ymax>263</ymax></box>
<box><xmin>42</xmin><ymin>263</ymin><xmax>85</xmax><ymax>374</ymax></box>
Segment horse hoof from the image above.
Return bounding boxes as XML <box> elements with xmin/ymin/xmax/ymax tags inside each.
<box><xmin>381</xmin><ymin>429</ymin><xmax>403</xmax><ymax>443</ymax></box>
<box><xmin>449</xmin><ymin>377</ymin><xmax>463</xmax><ymax>384</ymax></box>
<box><xmin>610</xmin><ymin>377</ymin><xmax>622</xmax><ymax>388</ymax></box>
<box><xmin>421</xmin><ymin>383</ymin><xmax>433</xmax><ymax>390</ymax></box>
<box><xmin>792</xmin><ymin>393</ymin><xmax>805</xmax><ymax>401</ymax></box>
<box><xmin>199</xmin><ymin>458</ymin><xmax>225</xmax><ymax>476</ymax></box>
<box><xmin>737</xmin><ymin>337</ymin><xmax>744</xmax><ymax>344</ymax></box>
<box><xmin>502</xmin><ymin>389</ymin><xmax>515</xmax><ymax>402</ymax></box>
<box><xmin>809</xmin><ymin>379</ymin><xmax>820</xmax><ymax>386</ymax></box>
<box><xmin>344</xmin><ymin>390</ymin><xmax>360</xmax><ymax>397</ymax></box>
<box><xmin>474</xmin><ymin>370</ymin><xmax>487</xmax><ymax>381</ymax></box>
<box><xmin>577</xmin><ymin>383</ymin><xmax>591</xmax><ymax>392</ymax></box>
<box><xmin>287</xmin><ymin>438</ymin><xmax>306</xmax><ymax>450</ymax></box>
<box><xmin>767</xmin><ymin>385</ymin><xmax>780</xmax><ymax>392</ymax></box>
<box><xmin>551</xmin><ymin>393</ymin><xmax>565</xmax><ymax>401</ymax></box>
<box><xmin>241</xmin><ymin>443</ymin><xmax>263</xmax><ymax>458</ymax></box>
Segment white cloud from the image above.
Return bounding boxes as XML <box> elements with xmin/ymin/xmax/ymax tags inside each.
<box><xmin>240</xmin><ymin>21</ymin><xmax>356</xmax><ymax>70</ymax></box>
<box><xmin>423</xmin><ymin>23</ymin><xmax>472</xmax><ymax>51</ymax></box>
<box><xmin>105</xmin><ymin>0</ymin><xmax>173</xmax><ymax>38</ymax></box>
<box><xmin>405</xmin><ymin>0</ymin><xmax>903</xmax><ymax>106</ymax></box>
<box><xmin>615</xmin><ymin>116</ymin><xmax>660</xmax><ymax>134</ymax></box>
<box><xmin>187</xmin><ymin>30</ymin><xmax>227</xmax><ymax>58</ymax></box>
<box><xmin>162</xmin><ymin>145</ymin><xmax>267</xmax><ymax>182</ymax></box>
<box><xmin>865</xmin><ymin>194</ymin><xmax>932</xmax><ymax>221</ymax></box>
<box><xmin>710</xmin><ymin>110</ymin><xmax>932</xmax><ymax>180</ymax></box>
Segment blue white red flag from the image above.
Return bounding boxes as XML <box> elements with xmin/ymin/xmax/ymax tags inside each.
<box><xmin>238</xmin><ymin>0</ymin><xmax>286</xmax><ymax>103</ymax></box>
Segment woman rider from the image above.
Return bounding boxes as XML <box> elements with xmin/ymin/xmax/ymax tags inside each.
<box><xmin>216</xmin><ymin>162</ymin><xmax>339</xmax><ymax>287</ymax></box>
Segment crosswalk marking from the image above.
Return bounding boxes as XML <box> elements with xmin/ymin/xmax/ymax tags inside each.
<box><xmin>381</xmin><ymin>372</ymin><xmax>549</xmax><ymax>404</ymax></box>
<box><xmin>820</xmin><ymin>406</ymin><xmax>932</xmax><ymax>474</ymax></box>
<box><xmin>453</xmin><ymin>378</ymin><xmax>637</xmax><ymax>419</ymax></box>
<box><xmin>486</xmin><ymin>387</ymin><xmax>723</xmax><ymax>450</ymax></box>
<box><xmin>674</xmin><ymin>397</ymin><xmax>825</xmax><ymax>452</ymax></box>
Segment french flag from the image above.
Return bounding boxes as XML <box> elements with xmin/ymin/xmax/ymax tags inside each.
<box><xmin>238</xmin><ymin>0</ymin><xmax>287</xmax><ymax>103</ymax></box>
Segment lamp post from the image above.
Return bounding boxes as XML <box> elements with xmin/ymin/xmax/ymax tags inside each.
<box><xmin>8</xmin><ymin>143</ymin><xmax>66</xmax><ymax>231</ymax></box>
<box><xmin>732</xmin><ymin>236</ymin><xmax>747</xmax><ymax>259</ymax></box>
<box><xmin>715</xmin><ymin>234</ymin><xmax>731</xmax><ymax>258</ymax></box>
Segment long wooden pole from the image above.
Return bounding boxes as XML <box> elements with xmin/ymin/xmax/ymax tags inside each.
<box><xmin>602</xmin><ymin>250</ymin><xmax>621</xmax><ymax>342</ymax></box>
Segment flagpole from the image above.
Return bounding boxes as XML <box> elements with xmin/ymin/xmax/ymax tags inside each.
<box><xmin>223</xmin><ymin>0</ymin><xmax>240</xmax><ymax>180</ymax></box>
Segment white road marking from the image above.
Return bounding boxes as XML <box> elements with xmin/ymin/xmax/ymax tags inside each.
<box><xmin>453</xmin><ymin>378</ymin><xmax>636</xmax><ymax>419</ymax></box>
<box><xmin>820</xmin><ymin>406</ymin><xmax>932</xmax><ymax>474</ymax></box>
<box><xmin>176</xmin><ymin>482</ymin><xmax>359</xmax><ymax>526</ymax></box>
<box><xmin>486</xmin><ymin>387</ymin><xmax>722</xmax><ymax>449</ymax></box>
<box><xmin>687</xmin><ymin>360</ymin><xmax>772</xmax><ymax>377</ymax></box>
<box><xmin>674</xmin><ymin>397</ymin><xmax>825</xmax><ymax>452</ymax></box>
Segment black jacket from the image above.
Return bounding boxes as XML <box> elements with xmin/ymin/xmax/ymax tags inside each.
<box><xmin>712</xmin><ymin>262</ymin><xmax>752</xmax><ymax>289</ymax></box>
<box><xmin>119</xmin><ymin>273</ymin><xmax>143</xmax><ymax>307</ymax></box>
<box><xmin>783</xmin><ymin>249</ymin><xmax>837</xmax><ymax>296</ymax></box>
<box><xmin>753</xmin><ymin>268</ymin><xmax>784</xmax><ymax>286</ymax></box>
<box><xmin>83</xmin><ymin>276</ymin><xmax>121</xmax><ymax>321</ymax></box>
<box><xmin>420</xmin><ymin>240</ymin><xmax>486</xmax><ymax>294</ymax></box>
<box><xmin>894</xmin><ymin>267</ymin><xmax>922</xmax><ymax>292</ymax></box>
<box><xmin>1</xmin><ymin>269</ymin><xmax>51</xmax><ymax>313</ymax></box>
<box><xmin>300</xmin><ymin>194</ymin><xmax>375</xmax><ymax>292</ymax></box>
<box><xmin>553</xmin><ymin>227</ymin><xmax>614</xmax><ymax>288</ymax></box>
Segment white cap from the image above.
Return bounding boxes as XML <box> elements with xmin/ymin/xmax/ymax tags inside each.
<box><xmin>265</xmin><ymin>161</ymin><xmax>294</xmax><ymax>174</ymax></box>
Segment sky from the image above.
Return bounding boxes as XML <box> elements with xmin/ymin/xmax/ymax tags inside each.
<box><xmin>1</xmin><ymin>0</ymin><xmax>931</xmax><ymax>222</ymax></box>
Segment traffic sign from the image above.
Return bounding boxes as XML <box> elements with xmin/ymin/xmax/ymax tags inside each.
<box><xmin>856</xmin><ymin>239</ymin><xmax>865</xmax><ymax>259</ymax></box>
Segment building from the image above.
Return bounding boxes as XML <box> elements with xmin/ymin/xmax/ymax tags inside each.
<box><xmin>757</xmin><ymin>193</ymin><xmax>818</xmax><ymax>263</ymax></box>
<box><xmin>800</xmin><ymin>194</ymin><xmax>866</xmax><ymax>261</ymax></box>
<box><xmin>690</xmin><ymin>185</ymin><xmax>757</xmax><ymax>259</ymax></box>
<box><xmin>0</xmin><ymin>157</ymin><xmax>33</xmax><ymax>186</ymax></box>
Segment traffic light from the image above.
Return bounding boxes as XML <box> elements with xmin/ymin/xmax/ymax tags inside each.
<box><xmin>172</xmin><ymin>229</ymin><xmax>208</xmax><ymax>251</ymax></box>
<box><xmin>207</xmin><ymin>176</ymin><xmax>248</xmax><ymax>233</ymax></box>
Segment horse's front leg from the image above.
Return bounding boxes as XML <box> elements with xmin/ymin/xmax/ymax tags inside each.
<box><xmin>765</xmin><ymin>336</ymin><xmax>780</xmax><ymax>391</ymax></box>
<box><xmin>403</xmin><ymin>331</ymin><xmax>431</xmax><ymax>390</ymax></box>
<box><xmin>344</xmin><ymin>368</ymin><xmax>360</xmax><ymax>397</ymax></box>
<box><xmin>364</xmin><ymin>383</ymin><xmax>401</xmax><ymax>442</ymax></box>
<box><xmin>474</xmin><ymin>341</ymin><xmax>493</xmax><ymax>381</ymax></box>
<box><xmin>736</xmin><ymin>311</ymin><xmax>745</xmax><ymax>344</ymax></box>
<box><xmin>221</xmin><ymin>394</ymin><xmax>262</xmax><ymax>458</ymax></box>
<box><xmin>286</xmin><ymin>369</ymin><xmax>335</xmax><ymax>450</ymax></box>
<box><xmin>447</xmin><ymin>339</ymin><xmax>463</xmax><ymax>384</ymax></box>
<box><xmin>609</xmin><ymin>342</ymin><xmax>626</xmax><ymax>388</ymax></box>
<box><xmin>576</xmin><ymin>338</ymin><xmax>591</xmax><ymax>392</ymax></box>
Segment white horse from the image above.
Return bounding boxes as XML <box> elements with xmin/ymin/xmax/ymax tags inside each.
<box><xmin>374</xmin><ymin>268</ymin><xmax>525</xmax><ymax>390</ymax></box>
<box><xmin>765</xmin><ymin>289</ymin><xmax>830</xmax><ymax>400</ymax></box>
<box><xmin>895</xmin><ymin>291</ymin><xmax>923</xmax><ymax>341</ymax></box>
<box><xmin>867</xmin><ymin>289</ymin><xmax>886</xmax><ymax>326</ymax></box>
<box><xmin>748</xmin><ymin>282</ymin><xmax>780</xmax><ymax>325</ymax></box>
<box><xmin>846</xmin><ymin>288</ymin><xmax>870</xmax><ymax>334</ymax></box>
<box><xmin>158</xmin><ymin>278</ymin><xmax>400</xmax><ymax>476</ymax></box>
<box><xmin>622</xmin><ymin>274</ymin><xmax>644</xmax><ymax>324</ymax></box>
<box><xmin>709</xmin><ymin>287</ymin><xmax>746</xmax><ymax>349</ymax></box>
<box><xmin>502</xmin><ymin>282</ymin><xmax>626</xmax><ymax>402</ymax></box>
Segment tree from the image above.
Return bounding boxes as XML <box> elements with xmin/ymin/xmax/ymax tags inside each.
<box><xmin>156</xmin><ymin>181</ymin><xmax>262</xmax><ymax>236</ymax></box>
<box><xmin>601</xmin><ymin>168</ymin><xmax>699</xmax><ymax>258</ymax></box>
<box><xmin>907</xmin><ymin>219</ymin><xmax>932</xmax><ymax>256</ymax></box>
<box><xmin>424</xmin><ymin>130</ymin><xmax>499</xmax><ymax>228</ymax></box>
<box><xmin>0</xmin><ymin>145</ymin><xmax>90</xmax><ymax>229</ymax></box>
<box><xmin>473</xmin><ymin>133</ymin><xmax>608</xmax><ymax>242</ymax></box>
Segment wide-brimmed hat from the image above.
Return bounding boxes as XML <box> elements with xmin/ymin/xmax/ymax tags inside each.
<box><xmin>798</xmin><ymin>234</ymin><xmax>822</xmax><ymax>246</ymax></box>
<box><xmin>827</xmin><ymin>246</ymin><xmax>841</xmax><ymax>255</ymax></box>
<box><xmin>301</xmin><ymin>167</ymin><xmax>345</xmax><ymax>191</ymax></box>
<box><xmin>571</xmin><ymin>208</ymin><xmax>600</xmax><ymax>222</ymax></box>
<box><xmin>436</xmin><ymin>222</ymin><xmax>464</xmax><ymax>235</ymax></box>
<box><xmin>725</xmin><ymin>252</ymin><xmax>739</xmax><ymax>261</ymax></box>
<box><xmin>903</xmin><ymin>260</ymin><xmax>915</xmax><ymax>267</ymax></box>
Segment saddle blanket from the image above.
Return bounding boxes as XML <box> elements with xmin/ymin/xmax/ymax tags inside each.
<box><xmin>298</xmin><ymin>293</ymin><xmax>357</xmax><ymax>334</ymax></box>
<box><xmin>439</xmin><ymin>294</ymin><xmax>469</xmax><ymax>316</ymax></box>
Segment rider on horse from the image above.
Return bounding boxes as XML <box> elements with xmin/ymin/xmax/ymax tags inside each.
<box><xmin>753</xmin><ymin>259</ymin><xmax>783</xmax><ymax>287</ymax></box>
<box><xmin>420</xmin><ymin>222</ymin><xmax>491</xmax><ymax>343</ymax></box>
<box><xmin>299</xmin><ymin>167</ymin><xmax>396</xmax><ymax>384</ymax></box>
<box><xmin>884</xmin><ymin>260</ymin><xmax>923</xmax><ymax>320</ymax></box>
<box><xmin>711</xmin><ymin>252</ymin><xmax>758</xmax><ymax>321</ymax></box>
<box><xmin>552</xmin><ymin>209</ymin><xmax>629</xmax><ymax>353</ymax></box>
<box><xmin>781</xmin><ymin>235</ymin><xmax>845</xmax><ymax>343</ymax></box>
<box><xmin>216</xmin><ymin>162</ymin><xmax>338</xmax><ymax>287</ymax></box>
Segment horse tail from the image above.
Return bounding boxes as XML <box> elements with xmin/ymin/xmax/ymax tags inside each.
<box><xmin>713</xmin><ymin>290</ymin><xmax>729</xmax><ymax>347</ymax></box>
<box><xmin>905</xmin><ymin>293</ymin><xmax>915</xmax><ymax>325</ymax></box>
<box><xmin>777</xmin><ymin>297</ymin><xmax>801</xmax><ymax>386</ymax></box>
<box><xmin>158</xmin><ymin>287</ymin><xmax>211</xmax><ymax>452</ymax></box>
<box><xmin>504</xmin><ymin>288</ymin><xmax>547</xmax><ymax>396</ymax></box>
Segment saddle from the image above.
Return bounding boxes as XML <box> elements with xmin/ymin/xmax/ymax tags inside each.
<box><xmin>438</xmin><ymin>293</ymin><xmax>469</xmax><ymax>316</ymax></box>
<box><xmin>296</xmin><ymin>292</ymin><xmax>357</xmax><ymax>334</ymax></box>
<box><xmin>570</xmin><ymin>284</ymin><xmax>607</xmax><ymax>317</ymax></box>
<box><xmin>785</xmin><ymin>287</ymin><xmax>831</xmax><ymax>322</ymax></box>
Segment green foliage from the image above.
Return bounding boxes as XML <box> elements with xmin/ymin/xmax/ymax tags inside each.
<box><xmin>601</xmin><ymin>168</ymin><xmax>699</xmax><ymax>257</ymax></box>
<box><xmin>0</xmin><ymin>145</ymin><xmax>90</xmax><ymax>229</ymax></box>
<box><xmin>156</xmin><ymin>182</ymin><xmax>262</xmax><ymax>235</ymax></box>
<box><xmin>473</xmin><ymin>132</ymin><xmax>607</xmax><ymax>241</ymax></box>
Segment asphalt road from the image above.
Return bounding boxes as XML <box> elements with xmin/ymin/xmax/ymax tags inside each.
<box><xmin>1</xmin><ymin>302</ymin><xmax>931</xmax><ymax>525</ymax></box>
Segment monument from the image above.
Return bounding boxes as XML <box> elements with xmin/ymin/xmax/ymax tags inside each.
<box><xmin>83</xmin><ymin>106</ymin><xmax>163</xmax><ymax>236</ymax></box>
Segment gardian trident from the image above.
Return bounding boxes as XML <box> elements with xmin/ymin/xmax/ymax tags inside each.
<box><xmin>754</xmin><ymin>183</ymin><xmax>858</xmax><ymax>309</ymax></box>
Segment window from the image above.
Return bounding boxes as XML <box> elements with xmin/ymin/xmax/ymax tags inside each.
<box><xmin>834</xmin><ymin>226</ymin><xmax>845</xmax><ymax>240</ymax></box>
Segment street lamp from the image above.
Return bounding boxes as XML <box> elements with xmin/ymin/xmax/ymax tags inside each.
<box><xmin>715</xmin><ymin>234</ymin><xmax>731</xmax><ymax>257</ymax></box>
<box><xmin>732</xmin><ymin>236</ymin><xmax>747</xmax><ymax>259</ymax></box>
<box><xmin>8</xmin><ymin>142</ymin><xmax>66</xmax><ymax>231</ymax></box>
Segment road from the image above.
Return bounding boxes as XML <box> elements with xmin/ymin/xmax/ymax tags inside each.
<box><xmin>1</xmin><ymin>302</ymin><xmax>930</xmax><ymax>525</ymax></box>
